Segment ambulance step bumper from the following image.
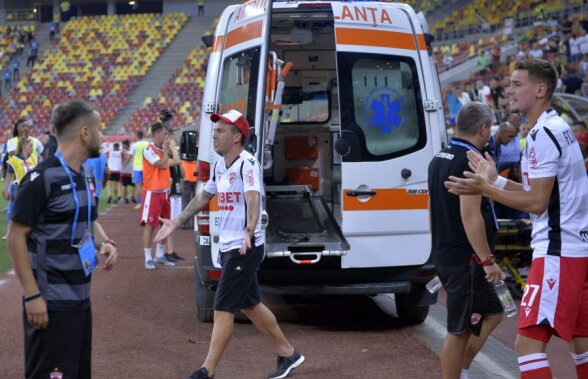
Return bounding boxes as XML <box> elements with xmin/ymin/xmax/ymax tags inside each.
<box><xmin>260</xmin><ymin>281</ymin><xmax>411</xmax><ymax>295</ymax></box>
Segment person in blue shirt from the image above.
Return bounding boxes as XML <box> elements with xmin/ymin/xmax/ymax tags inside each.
<box><xmin>26</xmin><ymin>42</ymin><xmax>38</xmax><ymax>67</ymax></box>
<box><xmin>446</xmin><ymin>86</ymin><xmax>463</xmax><ymax>128</ymax></box>
<box><xmin>12</xmin><ymin>58</ymin><xmax>20</xmax><ymax>82</ymax></box>
<box><xmin>4</xmin><ymin>67</ymin><xmax>12</xmax><ymax>91</ymax></box>
<box><xmin>84</xmin><ymin>151</ymin><xmax>109</xmax><ymax>207</ymax></box>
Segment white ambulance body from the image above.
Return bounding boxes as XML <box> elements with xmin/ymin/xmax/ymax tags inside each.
<box><xmin>192</xmin><ymin>0</ymin><xmax>447</xmax><ymax>324</ymax></box>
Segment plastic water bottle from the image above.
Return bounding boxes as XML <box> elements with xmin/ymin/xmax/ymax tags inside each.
<box><xmin>426</xmin><ymin>275</ymin><xmax>442</xmax><ymax>294</ymax></box>
<box><xmin>494</xmin><ymin>280</ymin><xmax>518</xmax><ymax>318</ymax></box>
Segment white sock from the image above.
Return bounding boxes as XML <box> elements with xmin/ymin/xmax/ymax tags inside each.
<box><xmin>144</xmin><ymin>248</ymin><xmax>152</xmax><ymax>262</ymax></box>
<box><xmin>460</xmin><ymin>369</ymin><xmax>469</xmax><ymax>379</ymax></box>
<box><xmin>155</xmin><ymin>243</ymin><xmax>165</xmax><ymax>258</ymax></box>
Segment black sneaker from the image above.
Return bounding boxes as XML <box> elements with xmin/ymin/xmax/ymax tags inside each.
<box><xmin>168</xmin><ymin>251</ymin><xmax>185</xmax><ymax>261</ymax></box>
<box><xmin>185</xmin><ymin>367</ymin><xmax>213</xmax><ymax>379</ymax></box>
<box><xmin>267</xmin><ymin>351</ymin><xmax>305</xmax><ymax>379</ymax></box>
<box><xmin>164</xmin><ymin>253</ymin><xmax>177</xmax><ymax>262</ymax></box>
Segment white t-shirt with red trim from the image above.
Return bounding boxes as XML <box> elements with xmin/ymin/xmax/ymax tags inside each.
<box><xmin>204</xmin><ymin>150</ymin><xmax>264</xmax><ymax>252</ymax></box>
<box><xmin>521</xmin><ymin>109</ymin><xmax>588</xmax><ymax>258</ymax></box>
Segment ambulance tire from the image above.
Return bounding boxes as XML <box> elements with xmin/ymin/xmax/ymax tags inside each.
<box><xmin>194</xmin><ymin>266</ymin><xmax>215</xmax><ymax>323</ymax></box>
<box><xmin>395</xmin><ymin>285</ymin><xmax>430</xmax><ymax>325</ymax></box>
<box><xmin>396</xmin><ymin>303</ymin><xmax>429</xmax><ymax>325</ymax></box>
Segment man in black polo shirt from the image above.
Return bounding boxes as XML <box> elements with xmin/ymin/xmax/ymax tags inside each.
<box><xmin>8</xmin><ymin>99</ymin><xmax>119</xmax><ymax>379</ymax></box>
<box><xmin>428</xmin><ymin>101</ymin><xmax>503</xmax><ymax>379</ymax></box>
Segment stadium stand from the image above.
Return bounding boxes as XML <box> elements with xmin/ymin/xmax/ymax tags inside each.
<box><xmin>122</xmin><ymin>23</ymin><xmax>216</xmax><ymax>134</ymax></box>
<box><xmin>433</xmin><ymin>0</ymin><xmax>583</xmax><ymax>41</ymax></box>
<box><xmin>0</xmin><ymin>13</ymin><xmax>187</xmax><ymax>136</ymax></box>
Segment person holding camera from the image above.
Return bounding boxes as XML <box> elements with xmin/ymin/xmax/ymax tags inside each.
<box><xmin>180</xmin><ymin>134</ymin><xmax>198</xmax><ymax>229</ymax></box>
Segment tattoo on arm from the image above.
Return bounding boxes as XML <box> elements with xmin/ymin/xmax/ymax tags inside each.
<box><xmin>177</xmin><ymin>191</ymin><xmax>213</xmax><ymax>225</ymax></box>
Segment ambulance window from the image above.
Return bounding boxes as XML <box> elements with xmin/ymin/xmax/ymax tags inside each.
<box><xmin>337</xmin><ymin>52</ymin><xmax>426</xmax><ymax>162</ymax></box>
<box><xmin>218</xmin><ymin>47</ymin><xmax>261</xmax><ymax>126</ymax></box>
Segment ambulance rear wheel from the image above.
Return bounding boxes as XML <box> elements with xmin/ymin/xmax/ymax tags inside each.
<box><xmin>395</xmin><ymin>285</ymin><xmax>430</xmax><ymax>325</ymax></box>
<box><xmin>396</xmin><ymin>302</ymin><xmax>429</xmax><ymax>325</ymax></box>
<box><xmin>194</xmin><ymin>265</ymin><xmax>215</xmax><ymax>323</ymax></box>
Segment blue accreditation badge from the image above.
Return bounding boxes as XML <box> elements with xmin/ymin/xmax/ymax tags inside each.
<box><xmin>76</xmin><ymin>230</ymin><xmax>98</xmax><ymax>277</ymax></box>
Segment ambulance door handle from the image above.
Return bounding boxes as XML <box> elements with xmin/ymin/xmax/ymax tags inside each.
<box><xmin>401</xmin><ymin>168</ymin><xmax>412</xmax><ymax>179</ymax></box>
<box><xmin>347</xmin><ymin>190</ymin><xmax>376</xmax><ymax>197</ymax></box>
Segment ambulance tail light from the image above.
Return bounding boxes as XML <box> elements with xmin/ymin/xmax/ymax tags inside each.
<box><xmin>197</xmin><ymin>160</ymin><xmax>211</xmax><ymax>236</ymax></box>
<box><xmin>208</xmin><ymin>270</ymin><xmax>222</xmax><ymax>280</ymax></box>
<box><xmin>197</xmin><ymin>210</ymin><xmax>210</xmax><ymax>236</ymax></box>
<box><xmin>198</xmin><ymin>160</ymin><xmax>210</xmax><ymax>182</ymax></box>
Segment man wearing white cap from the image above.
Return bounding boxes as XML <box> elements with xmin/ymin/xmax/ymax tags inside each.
<box><xmin>154</xmin><ymin>110</ymin><xmax>304</xmax><ymax>379</ymax></box>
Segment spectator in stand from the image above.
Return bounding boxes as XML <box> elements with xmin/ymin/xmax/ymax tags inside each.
<box><xmin>562</xmin><ymin>67</ymin><xmax>583</xmax><ymax>95</ymax></box>
<box><xmin>580</xmin><ymin>54</ymin><xmax>588</xmax><ymax>76</ymax></box>
<box><xmin>476</xmin><ymin>80</ymin><xmax>492</xmax><ymax>107</ymax></box>
<box><xmin>105</xmin><ymin>142</ymin><xmax>122</xmax><ymax>204</ymax></box>
<box><xmin>500</xmin><ymin>113</ymin><xmax>523</xmax><ymax>163</ymax></box>
<box><xmin>464</xmin><ymin>82</ymin><xmax>477</xmax><ymax>104</ymax></box>
<box><xmin>446</xmin><ymin>86</ymin><xmax>463</xmax><ymax>128</ymax></box>
<box><xmin>477</xmin><ymin>49</ymin><xmax>490</xmax><ymax>75</ymax></box>
<box><xmin>49</xmin><ymin>22</ymin><xmax>56</xmax><ymax>41</ymax></box>
<box><xmin>41</xmin><ymin>131</ymin><xmax>58</xmax><ymax>160</ymax></box>
<box><xmin>443</xmin><ymin>53</ymin><xmax>454</xmax><ymax>69</ymax></box>
<box><xmin>119</xmin><ymin>140</ymin><xmax>135</xmax><ymax>204</ymax></box>
<box><xmin>529</xmin><ymin>42</ymin><xmax>544</xmax><ymax>59</ymax></box>
<box><xmin>128</xmin><ymin>131</ymin><xmax>149</xmax><ymax>210</ymax></box>
<box><xmin>488</xmin><ymin>121</ymin><xmax>518</xmax><ymax>171</ymax></box>
<box><xmin>4</xmin><ymin>66</ymin><xmax>12</xmax><ymax>91</ymax></box>
<box><xmin>490</xmin><ymin>77</ymin><xmax>507</xmax><ymax>121</ymax></box>
<box><xmin>12</xmin><ymin>57</ymin><xmax>19</xmax><ymax>82</ymax></box>
<box><xmin>26</xmin><ymin>40</ymin><xmax>38</xmax><ymax>67</ymax></box>
<box><xmin>457</xmin><ymin>85</ymin><xmax>472</xmax><ymax>106</ymax></box>
<box><xmin>568</xmin><ymin>31</ymin><xmax>581</xmax><ymax>62</ymax></box>
<box><xmin>579</xmin><ymin>29</ymin><xmax>588</xmax><ymax>60</ymax></box>
<box><xmin>84</xmin><ymin>148</ymin><xmax>108</xmax><ymax>208</ymax></box>
<box><xmin>491</xmin><ymin>45</ymin><xmax>501</xmax><ymax>72</ymax></box>
<box><xmin>577</xmin><ymin>132</ymin><xmax>588</xmax><ymax>175</ymax></box>
<box><xmin>197</xmin><ymin>0</ymin><xmax>205</xmax><ymax>16</ymax></box>
<box><xmin>519</xmin><ymin>122</ymin><xmax>530</xmax><ymax>150</ymax></box>
<box><xmin>573</xmin><ymin>121</ymin><xmax>588</xmax><ymax>135</ymax></box>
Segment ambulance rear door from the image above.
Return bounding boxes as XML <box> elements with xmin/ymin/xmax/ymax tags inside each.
<box><xmin>207</xmin><ymin>0</ymin><xmax>272</xmax><ymax>265</ymax></box>
<box><xmin>212</xmin><ymin>0</ymin><xmax>271</xmax><ymax>155</ymax></box>
<box><xmin>332</xmin><ymin>2</ymin><xmax>434</xmax><ymax>269</ymax></box>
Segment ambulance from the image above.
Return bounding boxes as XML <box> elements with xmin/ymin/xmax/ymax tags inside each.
<box><xmin>189</xmin><ymin>0</ymin><xmax>448</xmax><ymax>324</ymax></box>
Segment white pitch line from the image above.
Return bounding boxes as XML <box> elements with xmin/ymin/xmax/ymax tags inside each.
<box><xmin>7</xmin><ymin>270</ymin><xmax>15</xmax><ymax>275</ymax></box>
<box><xmin>0</xmin><ymin>280</ymin><xmax>6</xmax><ymax>287</ymax></box>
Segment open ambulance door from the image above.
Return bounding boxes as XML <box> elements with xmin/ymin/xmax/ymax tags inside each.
<box><xmin>332</xmin><ymin>2</ymin><xmax>434</xmax><ymax>269</ymax></box>
<box><xmin>212</xmin><ymin>0</ymin><xmax>272</xmax><ymax>160</ymax></box>
<box><xmin>206</xmin><ymin>1</ymin><xmax>271</xmax><ymax>265</ymax></box>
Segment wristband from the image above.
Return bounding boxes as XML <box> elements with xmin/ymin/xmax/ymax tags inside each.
<box><xmin>24</xmin><ymin>293</ymin><xmax>42</xmax><ymax>302</ymax></box>
<box><xmin>101</xmin><ymin>239</ymin><xmax>117</xmax><ymax>248</ymax></box>
<box><xmin>493</xmin><ymin>175</ymin><xmax>507</xmax><ymax>189</ymax></box>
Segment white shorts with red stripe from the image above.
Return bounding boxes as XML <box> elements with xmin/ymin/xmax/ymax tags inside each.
<box><xmin>518</xmin><ymin>256</ymin><xmax>588</xmax><ymax>342</ymax></box>
<box><xmin>140</xmin><ymin>190</ymin><xmax>170</xmax><ymax>228</ymax></box>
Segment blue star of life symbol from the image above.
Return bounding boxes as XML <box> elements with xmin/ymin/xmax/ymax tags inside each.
<box><xmin>365</xmin><ymin>87</ymin><xmax>403</xmax><ymax>133</ymax></box>
<box><xmin>369</xmin><ymin>92</ymin><xmax>402</xmax><ymax>133</ymax></box>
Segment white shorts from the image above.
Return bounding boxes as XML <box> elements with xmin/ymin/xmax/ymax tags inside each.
<box><xmin>170</xmin><ymin>195</ymin><xmax>182</xmax><ymax>219</ymax></box>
